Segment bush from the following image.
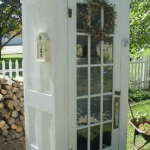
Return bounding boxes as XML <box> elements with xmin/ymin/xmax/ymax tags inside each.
<box><xmin>129</xmin><ymin>89</ymin><xmax>150</xmax><ymax>102</ymax></box>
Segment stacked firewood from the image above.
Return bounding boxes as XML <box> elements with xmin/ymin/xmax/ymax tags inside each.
<box><xmin>0</xmin><ymin>75</ymin><xmax>25</xmax><ymax>142</ymax></box>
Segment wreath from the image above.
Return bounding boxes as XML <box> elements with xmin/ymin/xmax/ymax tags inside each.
<box><xmin>82</xmin><ymin>0</ymin><xmax>117</xmax><ymax>44</ymax></box>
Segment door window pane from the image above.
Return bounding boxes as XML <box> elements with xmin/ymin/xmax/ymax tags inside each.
<box><xmin>91</xmin><ymin>67</ymin><xmax>101</xmax><ymax>94</ymax></box>
<box><xmin>102</xmin><ymin>123</ymin><xmax>112</xmax><ymax>149</ymax></box>
<box><xmin>91</xmin><ymin>7</ymin><xmax>101</xmax><ymax>27</ymax></box>
<box><xmin>90</xmin><ymin>126</ymin><xmax>100</xmax><ymax>150</ymax></box>
<box><xmin>77</xmin><ymin>99</ymin><xmax>88</xmax><ymax>127</ymax></box>
<box><xmin>91</xmin><ymin>39</ymin><xmax>101</xmax><ymax>64</ymax></box>
<box><xmin>77</xmin><ymin>36</ymin><xmax>88</xmax><ymax>65</ymax></box>
<box><xmin>103</xmin><ymin>95</ymin><xmax>112</xmax><ymax>121</ymax></box>
<box><xmin>103</xmin><ymin>66</ymin><xmax>113</xmax><ymax>93</ymax></box>
<box><xmin>90</xmin><ymin>97</ymin><xmax>100</xmax><ymax>124</ymax></box>
<box><xmin>77</xmin><ymin>67</ymin><xmax>88</xmax><ymax>96</ymax></box>
<box><xmin>77</xmin><ymin>3</ymin><xmax>87</xmax><ymax>32</ymax></box>
<box><xmin>103</xmin><ymin>37</ymin><xmax>113</xmax><ymax>64</ymax></box>
<box><xmin>104</xmin><ymin>7</ymin><xmax>115</xmax><ymax>34</ymax></box>
<box><xmin>77</xmin><ymin>128</ymin><xmax>88</xmax><ymax>150</ymax></box>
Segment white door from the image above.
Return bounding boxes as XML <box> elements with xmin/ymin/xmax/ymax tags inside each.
<box><xmin>22</xmin><ymin>3</ymin><xmax>53</xmax><ymax>149</ymax></box>
<box><xmin>68</xmin><ymin>0</ymin><xmax>129</xmax><ymax>150</ymax></box>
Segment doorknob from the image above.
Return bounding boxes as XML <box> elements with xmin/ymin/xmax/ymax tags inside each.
<box><xmin>115</xmin><ymin>91</ymin><xmax>121</xmax><ymax>96</ymax></box>
<box><xmin>122</xmin><ymin>37</ymin><xmax>129</xmax><ymax>47</ymax></box>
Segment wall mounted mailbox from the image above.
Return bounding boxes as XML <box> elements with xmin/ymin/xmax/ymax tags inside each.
<box><xmin>36</xmin><ymin>32</ymin><xmax>50</xmax><ymax>61</ymax></box>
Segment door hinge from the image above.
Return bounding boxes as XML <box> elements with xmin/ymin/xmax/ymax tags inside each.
<box><xmin>68</xmin><ymin>8</ymin><xmax>72</xmax><ymax>18</ymax></box>
<box><xmin>115</xmin><ymin>91</ymin><xmax>121</xmax><ymax>96</ymax></box>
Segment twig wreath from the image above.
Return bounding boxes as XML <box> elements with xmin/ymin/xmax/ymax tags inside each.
<box><xmin>82</xmin><ymin>0</ymin><xmax>117</xmax><ymax>44</ymax></box>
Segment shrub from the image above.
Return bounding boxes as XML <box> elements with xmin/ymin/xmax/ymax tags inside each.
<box><xmin>129</xmin><ymin>89</ymin><xmax>150</xmax><ymax>102</ymax></box>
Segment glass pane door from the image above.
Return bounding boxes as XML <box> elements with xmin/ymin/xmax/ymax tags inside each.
<box><xmin>68</xmin><ymin>0</ymin><xmax>130</xmax><ymax>149</ymax></box>
<box><xmin>76</xmin><ymin>3</ymin><xmax>114</xmax><ymax>150</ymax></box>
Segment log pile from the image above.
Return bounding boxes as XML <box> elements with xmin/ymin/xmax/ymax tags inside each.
<box><xmin>0</xmin><ymin>75</ymin><xmax>25</xmax><ymax>142</ymax></box>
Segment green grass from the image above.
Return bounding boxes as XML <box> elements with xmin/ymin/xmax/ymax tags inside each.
<box><xmin>127</xmin><ymin>100</ymin><xmax>150</xmax><ymax>150</ymax></box>
<box><xmin>2</xmin><ymin>54</ymin><xmax>23</xmax><ymax>59</ymax></box>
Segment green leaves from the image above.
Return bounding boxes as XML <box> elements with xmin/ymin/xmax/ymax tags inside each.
<box><xmin>129</xmin><ymin>89</ymin><xmax>150</xmax><ymax>102</ymax></box>
<box><xmin>130</xmin><ymin>0</ymin><xmax>150</xmax><ymax>56</ymax></box>
<box><xmin>0</xmin><ymin>0</ymin><xmax>22</xmax><ymax>59</ymax></box>
<box><xmin>136</xmin><ymin>111</ymin><xmax>149</xmax><ymax>122</ymax></box>
<box><xmin>0</xmin><ymin>0</ymin><xmax>22</xmax><ymax>35</ymax></box>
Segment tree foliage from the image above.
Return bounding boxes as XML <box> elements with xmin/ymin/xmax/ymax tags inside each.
<box><xmin>130</xmin><ymin>0</ymin><xmax>150</xmax><ymax>57</ymax></box>
<box><xmin>0</xmin><ymin>0</ymin><xmax>22</xmax><ymax>59</ymax></box>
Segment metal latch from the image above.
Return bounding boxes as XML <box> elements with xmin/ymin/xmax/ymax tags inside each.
<box><xmin>68</xmin><ymin>8</ymin><xmax>72</xmax><ymax>18</ymax></box>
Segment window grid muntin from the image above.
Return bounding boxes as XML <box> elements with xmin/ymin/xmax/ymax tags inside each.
<box><xmin>77</xmin><ymin>64</ymin><xmax>114</xmax><ymax>68</ymax></box>
<box><xmin>77</xmin><ymin>92</ymin><xmax>113</xmax><ymax>99</ymax></box>
<box><xmin>77</xmin><ymin>119</ymin><xmax>113</xmax><ymax>130</ymax></box>
<box><xmin>100</xmin><ymin>8</ymin><xmax>104</xmax><ymax>149</ymax></box>
<box><xmin>88</xmin><ymin>34</ymin><xmax>91</xmax><ymax>150</ymax></box>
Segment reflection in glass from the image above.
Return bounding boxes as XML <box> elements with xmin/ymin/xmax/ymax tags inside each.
<box><xmin>77</xmin><ymin>67</ymin><xmax>88</xmax><ymax>96</ymax></box>
<box><xmin>91</xmin><ymin>67</ymin><xmax>101</xmax><ymax>94</ymax></box>
<box><xmin>102</xmin><ymin>123</ymin><xmax>112</xmax><ymax>148</ymax></box>
<box><xmin>103</xmin><ymin>95</ymin><xmax>112</xmax><ymax>121</ymax></box>
<box><xmin>77</xmin><ymin>99</ymin><xmax>88</xmax><ymax>127</ymax></box>
<box><xmin>103</xmin><ymin>37</ymin><xmax>113</xmax><ymax>64</ymax></box>
<box><xmin>90</xmin><ymin>97</ymin><xmax>100</xmax><ymax>124</ymax></box>
<box><xmin>103</xmin><ymin>66</ymin><xmax>113</xmax><ymax>93</ymax></box>
<box><xmin>77</xmin><ymin>128</ymin><xmax>88</xmax><ymax>150</ymax></box>
<box><xmin>77</xmin><ymin>3</ymin><xmax>87</xmax><ymax>32</ymax></box>
<box><xmin>90</xmin><ymin>126</ymin><xmax>100</xmax><ymax>150</ymax></box>
<box><xmin>104</xmin><ymin>7</ymin><xmax>115</xmax><ymax>34</ymax></box>
<box><xmin>91</xmin><ymin>39</ymin><xmax>101</xmax><ymax>64</ymax></box>
<box><xmin>77</xmin><ymin>36</ymin><xmax>88</xmax><ymax>65</ymax></box>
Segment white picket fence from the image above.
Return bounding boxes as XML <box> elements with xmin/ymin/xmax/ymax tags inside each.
<box><xmin>0</xmin><ymin>60</ymin><xmax>23</xmax><ymax>78</ymax></box>
<box><xmin>129</xmin><ymin>55</ymin><xmax>150</xmax><ymax>89</ymax></box>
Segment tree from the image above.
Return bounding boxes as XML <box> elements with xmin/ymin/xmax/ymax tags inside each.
<box><xmin>0</xmin><ymin>0</ymin><xmax>22</xmax><ymax>59</ymax></box>
<box><xmin>130</xmin><ymin>0</ymin><xmax>150</xmax><ymax>57</ymax></box>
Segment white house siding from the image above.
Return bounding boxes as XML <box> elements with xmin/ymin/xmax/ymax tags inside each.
<box><xmin>2</xmin><ymin>37</ymin><xmax>22</xmax><ymax>46</ymax></box>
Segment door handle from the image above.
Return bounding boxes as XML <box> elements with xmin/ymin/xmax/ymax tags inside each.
<box><xmin>114</xmin><ymin>97</ymin><xmax>120</xmax><ymax>129</ymax></box>
<box><xmin>115</xmin><ymin>91</ymin><xmax>121</xmax><ymax>96</ymax></box>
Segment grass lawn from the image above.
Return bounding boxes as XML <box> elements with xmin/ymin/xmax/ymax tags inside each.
<box><xmin>0</xmin><ymin>54</ymin><xmax>23</xmax><ymax>70</ymax></box>
<box><xmin>2</xmin><ymin>54</ymin><xmax>23</xmax><ymax>59</ymax></box>
<box><xmin>127</xmin><ymin>100</ymin><xmax>150</xmax><ymax>150</ymax></box>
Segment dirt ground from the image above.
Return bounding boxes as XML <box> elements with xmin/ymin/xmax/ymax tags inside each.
<box><xmin>0</xmin><ymin>137</ymin><xmax>25</xmax><ymax>150</ymax></box>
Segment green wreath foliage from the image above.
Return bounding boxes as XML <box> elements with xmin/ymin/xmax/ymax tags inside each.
<box><xmin>82</xmin><ymin>0</ymin><xmax>117</xmax><ymax>44</ymax></box>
